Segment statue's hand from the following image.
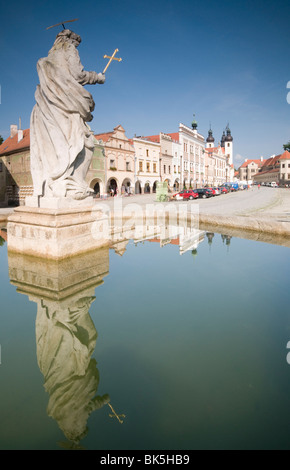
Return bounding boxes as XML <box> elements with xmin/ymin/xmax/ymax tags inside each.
<box><xmin>97</xmin><ymin>73</ymin><xmax>105</xmax><ymax>84</ymax></box>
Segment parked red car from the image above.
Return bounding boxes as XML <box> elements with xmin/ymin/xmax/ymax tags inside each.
<box><xmin>206</xmin><ymin>187</ymin><xmax>217</xmax><ymax>196</ymax></box>
<box><xmin>173</xmin><ymin>189</ymin><xmax>198</xmax><ymax>200</ymax></box>
<box><xmin>220</xmin><ymin>187</ymin><xmax>229</xmax><ymax>194</ymax></box>
<box><xmin>182</xmin><ymin>190</ymin><xmax>199</xmax><ymax>200</ymax></box>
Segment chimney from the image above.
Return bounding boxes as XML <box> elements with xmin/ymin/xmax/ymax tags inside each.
<box><xmin>260</xmin><ymin>156</ymin><xmax>263</xmax><ymax>162</ymax></box>
<box><xmin>10</xmin><ymin>124</ymin><xmax>18</xmax><ymax>138</ymax></box>
<box><xmin>245</xmin><ymin>159</ymin><xmax>248</xmax><ymax>162</ymax></box>
<box><xmin>18</xmin><ymin>129</ymin><xmax>23</xmax><ymax>142</ymax></box>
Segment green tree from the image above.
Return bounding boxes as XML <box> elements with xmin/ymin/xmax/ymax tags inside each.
<box><xmin>0</xmin><ymin>135</ymin><xmax>3</xmax><ymax>145</ymax></box>
<box><xmin>283</xmin><ymin>141</ymin><xmax>290</xmax><ymax>151</ymax></box>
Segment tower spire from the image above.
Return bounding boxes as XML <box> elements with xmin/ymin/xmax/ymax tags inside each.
<box><xmin>191</xmin><ymin>113</ymin><xmax>198</xmax><ymax>130</ymax></box>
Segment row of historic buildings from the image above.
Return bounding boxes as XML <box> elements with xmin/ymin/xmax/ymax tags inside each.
<box><xmin>0</xmin><ymin>118</ymin><xmax>235</xmax><ymax>206</ymax></box>
<box><xmin>238</xmin><ymin>150</ymin><xmax>290</xmax><ymax>185</ymax></box>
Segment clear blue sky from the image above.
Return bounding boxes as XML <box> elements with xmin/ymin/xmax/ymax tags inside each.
<box><xmin>1</xmin><ymin>0</ymin><xmax>290</xmax><ymax>167</ymax></box>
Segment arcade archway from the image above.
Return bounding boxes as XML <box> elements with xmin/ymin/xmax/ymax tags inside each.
<box><xmin>89</xmin><ymin>178</ymin><xmax>104</xmax><ymax>197</ymax></box>
<box><xmin>135</xmin><ymin>180</ymin><xmax>142</xmax><ymax>194</ymax></box>
<box><xmin>107</xmin><ymin>178</ymin><xmax>118</xmax><ymax>196</ymax></box>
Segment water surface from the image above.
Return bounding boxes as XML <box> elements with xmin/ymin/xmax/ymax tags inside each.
<box><xmin>0</xmin><ymin>228</ymin><xmax>290</xmax><ymax>450</ymax></box>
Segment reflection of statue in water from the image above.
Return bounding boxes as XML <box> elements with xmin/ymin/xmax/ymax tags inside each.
<box><xmin>30</xmin><ymin>29</ymin><xmax>105</xmax><ymax>200</ymax></box>
<box><xmin>8</xmin><ymin>246</ymin><xmax>126</xmax><ymax>448</ymax></box>
<box><xmin>35</xmin><ymin>295</ymin><xmax>110</xmax><ymax>446</ymax></box>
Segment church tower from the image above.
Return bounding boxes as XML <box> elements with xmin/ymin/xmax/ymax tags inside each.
<box><xmin>221</xmin><ymin>130</ymin><xmax>226</xmax><ymax>148</ymax></box>
<box><xmin>191</xmin><ymin>114</ymin><xmax>198</xmax><ymax>131</ymax></box>
<box><xmin>206</xmin><ymin>127</ymin><xmax>215</xmax><ymax>149</ymax></box>
<box><xmin>224</xmin><ymin>125</ymin><xmax>233</xmax><ymax>166</ymax></box>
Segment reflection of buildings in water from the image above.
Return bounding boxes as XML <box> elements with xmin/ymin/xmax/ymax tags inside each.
<box><xmin>8</xmin><ymin>248</ymin><xmax>111</xmax><ymax>447</ymax></box>
<box><xmin>206</xmin><ymin>232</ymin><xmax>215</xmax><ymax>245</ymax></box>
<box><xmin>109</xmin><ymin>216</ymin><xmax>204</xmax><ymax>257</ymax></box>
<box><xmin>0</xmin><ymin>228</ymin><xmax>7</xmax><ymax>244</ymax></box>
<box><xmin>221</xmin><ymin>234</ymin><xmax>232</xmax><ymax>250</ymax></box>
<box><xmin>134</xmin><ymin>222</ymin><xmax>205</xmax><ymax>256</ymax></box>
<box><xmin>206</xmin><ymin>232</ymin><xmax>232</xmax><ymax>251</ymax></box>
<box><xmin>179</xmin><ymin>229</ymin><xmax>205</xmax><ymax>255</ymax></box>
<box><xmin>6</xmin><ymin>215</ymin><xmax>202</xmax><ymax>445</ymax></box>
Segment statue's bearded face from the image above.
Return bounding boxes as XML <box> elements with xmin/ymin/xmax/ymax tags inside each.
<box><xmin>55</xmin><ymin>29</ymin><xmax>82</xmax><ymax>47</ymax></box>
<box><xmin>70</xmin><ymin>32</ymin><xmax>81</xmax><ymax>47</ymax></box>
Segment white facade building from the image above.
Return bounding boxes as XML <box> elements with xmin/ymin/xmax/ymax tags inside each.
<box><xmin>132</xmin><ymin>136</ymin><xmax>160</xmax><ymax>194</ymax></box>
<box><xmin>171</xmin><ymin>137</ymin><xmax>182</xmax><ymax>191</ymax></box>
<box><xmin>178</xmin><ymin>119</ymin><xmax>206</xmax><ymax>188</ymax></box>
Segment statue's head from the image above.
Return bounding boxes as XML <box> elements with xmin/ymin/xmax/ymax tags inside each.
<box><xmin>55</xmin><ymin>29</ymin><xmax>82</xmax><ymax>47</ymax></box>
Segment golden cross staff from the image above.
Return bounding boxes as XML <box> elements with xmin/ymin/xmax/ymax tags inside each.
<box><xmin>103</xmin><ymin>49</ymin><xmax>122</xmax><ymax>74</ymax></box>
<box><xmin>107</xmin><ymin>403</ymin><xmax>126</xmax><ymax>424</ymax></box>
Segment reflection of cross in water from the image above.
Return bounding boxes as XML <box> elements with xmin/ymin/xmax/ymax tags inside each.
<box><xmin>108</xmin><ymin>403</ymin><xmax>126</xmax><ymax>424</ymax></box>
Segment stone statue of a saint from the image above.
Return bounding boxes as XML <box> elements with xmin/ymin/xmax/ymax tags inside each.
<box><xmin>30</xmin><ymin>29</ymin><xmax>105</xmax><ymax>201</ymax></box>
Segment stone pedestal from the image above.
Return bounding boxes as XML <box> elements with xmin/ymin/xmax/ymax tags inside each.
<box><xmin>7</xmin><ymin>204</ymin><xmax>110</xmax><ymax>259</ymax></box>
<box><xmin>25</xmin><ymin>195</ymin><xmax>95</xmax><ymax>210</ymax></box>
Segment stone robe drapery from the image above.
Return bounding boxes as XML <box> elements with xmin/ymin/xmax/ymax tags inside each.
<box><xmin>30</xmin><ymin>38</ymin><xmax>104</xmax><ymax>199</ymax></box>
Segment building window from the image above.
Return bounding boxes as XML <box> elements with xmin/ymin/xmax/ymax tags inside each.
<box><xmin>126</xmin><ymin>162</ymin><xmax>131</xmax><ymax>171</ymax></box>
<box><xmin>282</xmin><ymin>164</ymin><xmax>285</xmax><ymax>168</ymax></box>
<box><xmin>139</xmin><ymin>161</ymin><xmax>143</xmax><ymax>172</ymax></box>
<box><xmin>164</xmin><ymin>165</ymin><xmax>166</xmax><ymax>174</ymax></box>
<box><xmin>146</xmin><ymin>162</ymin><xmax>150</xmax><ymax>172</ymax></box>
<box><xmin>146</xmin><ymin>149</ymin><xmax>149</xmax><ymax>157</ymax></box>
<box><xmin>153</xmin><ymin>163</ymin><xmax>157</xmax><ymax>173</ymax></box>
<box><xmin>110</xmin><ymin>159</ymin><xmax>116</xmax><ymax>169</ymax></box>
<box><xmin>168</xmin><ymin>165</ymin><xmax>171</xmax><ymax>174</ymax></box>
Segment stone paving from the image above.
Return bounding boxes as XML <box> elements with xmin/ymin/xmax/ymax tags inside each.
<box><xmin>92</xmin><ymin>186</ymin><xmax>290</xmax><ymax>221</ymax></box>
<box><xmin>1</xmin><ymin>187</ymin><xmax>290</xmax><ymax>233</ymax></box>
<box><xmin>0</xmin><ymin>186</ymin><xmax>289</xmax><ymax>216</ymax></box>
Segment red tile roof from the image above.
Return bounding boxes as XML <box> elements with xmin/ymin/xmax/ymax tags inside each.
<box><xmin>260</xmin><ymin>154</ymin><xmax>281</xmax><ymax>169</ymax></box>
<box><xmin>0</xmin><ymin>129</ymin><xmax>30</xmax><ymax>156</ymax></box>
<box><xmin>167</xmin><ymin>132</ymin><xmax>179</xmax><ymax>142</ymax></box>
<box><xmin>206</xmin><ymin>146</ymin><xmax>225</xmax><ymax>155</ymax></box>
<box><xmin>145</xmin><ymin>135</ymin><xmax>160</xmax><ymax>143</ymax></box>
<box><xmin>239</xmin><ymin>159</ymin><xmax>262</xmax><ymax>168</ymax></box>
<box><xmin>94</xmin><ymin>132</ymin><xmax>113</xmax><ymax>143</ymax></box>
<box><xmin>255</xmin><ymin>168</ymin><xmax>279</xmax><ymax>176</ymax></box>
<box><xmin>278</xmin><ymin>150</ymin><xmax>290</xmax><ymax>160</ymax></box>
